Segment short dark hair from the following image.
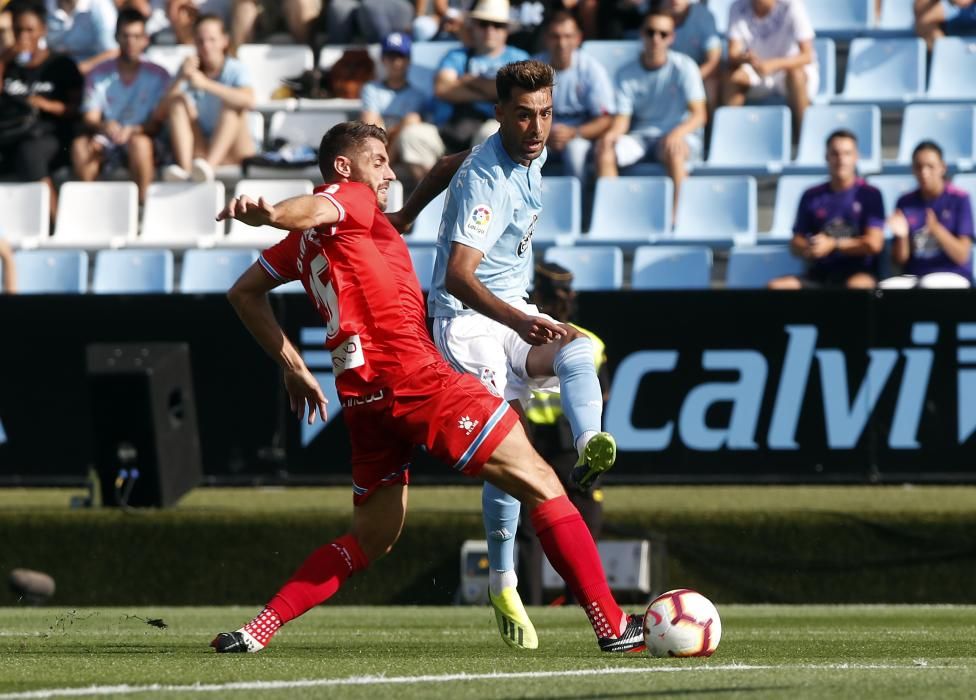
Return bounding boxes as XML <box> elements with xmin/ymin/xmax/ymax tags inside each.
<box><xmin>318</xmin><ymin>120</ymin><xmax>389</xmax><ymax>180</ymax></box>
<box><xmin>826</xmin><ymin>129</ymin><xmax>858</xmax><ymax>148</ymax></box>
<box><xmin>7</xmin><ymin>0</ymin><xmax>46</xmax><ymax>24</ymax></box>
<box><xmin>912</xmin><ymin>139</ymin><xmax>944</xmax><ymax>162</ymax></box>
<box><xmin>496</xmin><ymin>59</ymin><xmax>554</xmax><ymax>104</ymax></box>
<box><xmin>116</xmin><ymin>7</ymin><xmax>147</xmax><ymax>34</ymax></box>
<box><xmin>545</xmin><ymin>10</ymin><xmax>579</xmax><ymax>32</ymax></box>
<box><xmin>193</xmin><ymin>13</ymin><xmax>226</xmax><ymax>32</ymax></box>
<box><xmin>644</xmin><ymin>8</ymin><xmax>676</xmax><ymax>25</ymax></box>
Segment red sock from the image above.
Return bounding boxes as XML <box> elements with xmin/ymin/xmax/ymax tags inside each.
<box><xmin>267</xmin><ymin>533</ymin><xmax>370</xmax><ymax>624</ymax></box>
<box><xmin>531</xmin><ymin>495</ymin><xmax>626</xmax><ymax>639</ymax></box>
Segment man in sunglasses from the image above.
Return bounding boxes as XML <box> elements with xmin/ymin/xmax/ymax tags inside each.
<box><xmin>594</xmin><ymin>9</ymin><xmax>706</xmax><ymax>217</ymax></box>
<box><xmin>433</xmin><ymin>0</ymin><xmax>528</xmax><ymax>151</ymax></box>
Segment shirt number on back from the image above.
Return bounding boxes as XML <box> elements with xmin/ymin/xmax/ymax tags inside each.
<box><xmin>308</xmin><ymin>254</ymin><xmax>340</xmax><ymax>339</ymax></box>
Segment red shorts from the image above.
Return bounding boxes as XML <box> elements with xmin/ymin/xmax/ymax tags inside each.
<box><xmin>342</xmin><ymin>360</ymin><xmax>519</xmax><ymax>505</ymax></box>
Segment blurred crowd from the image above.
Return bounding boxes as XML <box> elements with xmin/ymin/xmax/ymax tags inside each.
<box><xmin>0</xmin><ymin>0</ymin><xmax>974</xmax><ymax>294</ymax></box>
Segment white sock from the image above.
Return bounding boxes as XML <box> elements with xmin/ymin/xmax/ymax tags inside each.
<box><xmin>489</xmin><ymin>569</ymin><xmax>518</xmax><ymax>596</ymax></box>
<box><xmin>576</xmin><ymin>430</ymin><xmax>598</xmax><ymax>458</ymax></box>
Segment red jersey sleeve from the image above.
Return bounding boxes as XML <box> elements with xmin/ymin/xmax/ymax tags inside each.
<box><xmin>259</xmin><ymin>230</ymin><xmax>302</xmax><ymax>282</ymax></box>
<box><xmin>313</xmin><ymin>182</ymin><xmax>377</xmax><ymax>235</ymax></box>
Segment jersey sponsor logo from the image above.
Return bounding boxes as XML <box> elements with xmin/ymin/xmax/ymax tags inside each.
<box><xmin>343</xmin><ymin>389</ymin><xmax>385</xmax><ymax>408</ymax></box>
<box><xmin>458</xmin><ymin>415</ymin><xmax>480</xmax><ymax>436</ymax></box>
<box><xmin>465</xmin><ymin>205</ymin><xmax>492</xmax><ymax>237</ymax></box>
<box><xmin>331</xmin><ymin>333</ymin><xmax>366</xmax><ymax>375</ymax></box>
<box><xmin>517</xmin><ymin>214</ymin><xmax>538</xmax><ymax>257</ymax></box>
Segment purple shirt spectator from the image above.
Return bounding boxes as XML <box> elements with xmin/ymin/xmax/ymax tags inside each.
<box><xmin>896</xmin><ymin>185</ymin><xmax>974</xmax><ymax>279</ymax></box>
<box><xmin>794</xmin><ymin>179</ymin><xmax>885</xmax><ymax>279</ymax></box>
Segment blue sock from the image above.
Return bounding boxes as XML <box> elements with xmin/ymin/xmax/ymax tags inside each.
<box><xmin>483</xmin><ymin>482</ymin><xmax>520</xmax><ymax>572</ymax></box>
<box><xmin>553</xmin><ymin>338</ymin><xmax>603</xmax><ymax>445</ymax></box>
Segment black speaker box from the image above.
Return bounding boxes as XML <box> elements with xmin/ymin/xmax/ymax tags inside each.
<box><xmin>86</xmin><ymin>343</ymin><xmax>202</xmax><ymax>508</ymax></box>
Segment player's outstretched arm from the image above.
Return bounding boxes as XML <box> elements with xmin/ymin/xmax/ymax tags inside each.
<box><xmin>217</xmin><ymin>194</ymin><xmax>340</xmax><ymax>231</ymax></box>
<box><xmin>388</xmin><ymin>149</ymin><xmax>471</xmax><ymax>233</ymax></box>
<box><xmin>227</xmin><ymin>263</ymin><xmax>328</xmax><ymax>425</ymax></box>
<box><xmin>445</xmin><ymin>243</ymin><xmax>566</xmax><ymax>346</ymax></box>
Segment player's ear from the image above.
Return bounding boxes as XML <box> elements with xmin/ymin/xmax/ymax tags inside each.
<box><xmin>494</xmin><ymin>103</ymin><xmax>503</xmax><ymax>122</ymax></box>
<box><xmin>334</xmin><ymin>155</ymin><xmax>352</xmax><ymax>179</ymax></box>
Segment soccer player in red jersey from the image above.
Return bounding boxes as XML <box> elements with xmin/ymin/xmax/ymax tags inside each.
<box><xmin>210</xmin><ymin>121</ymin><xmax>645</xmax><ymax>654</ymax></box>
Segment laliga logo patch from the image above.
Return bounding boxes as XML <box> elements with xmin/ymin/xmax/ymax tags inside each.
<box><xmin>465</xmin><ymin>204</ymin><xmax>492</xmax><ymax>237</ymax></box>
<box><xmin>458</xmin><ymin>415</ymin><xmax>480</xmax><ymax>435</ymax></box>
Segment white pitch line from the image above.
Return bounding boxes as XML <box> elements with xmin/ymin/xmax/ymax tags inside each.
<box><xmin>0</xmin><ymin>663</ymin><xmax>951</xmax><ymax>699</ymax></box>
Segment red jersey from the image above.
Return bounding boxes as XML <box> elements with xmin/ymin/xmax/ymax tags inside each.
<box><xmin>259</xmin><ymin>181</ymin><xmax>440</xmax><ymax>396</ymax></box>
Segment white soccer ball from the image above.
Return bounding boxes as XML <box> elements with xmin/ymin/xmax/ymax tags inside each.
<box><xmin>642</xmin><ymin>588</ymin><xmax>721</xmax><ymax>658</ymax></box>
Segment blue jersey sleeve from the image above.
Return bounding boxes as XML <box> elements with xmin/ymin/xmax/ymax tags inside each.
<box><xmin>585</xmin><ymin>59</ymin><xmax>615</xmax><ymax>117</ymax></box>
<box><xmin>677</xmin><ymin>55</ymin><xmax>706</xmax><ymax>104</ymax></box>
<box><xmin>360</xmin><ymin>81</ymin><xmax>384</xmax><ymax>113</ymax></box>
<box><xmin>448</xmin><ymin>168</ymin><xmax>513</xmax><ymax>254</ymax></box>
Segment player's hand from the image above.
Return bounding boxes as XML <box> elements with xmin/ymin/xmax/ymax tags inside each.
<box><xmin>925</xmin><ymin>208</ymin><xmax>942</xmax><ymax>233</ymax></box>
<box><xmin>809</xmin><ymin>233</ymin><xmax>836</xmax><ymax>258</ymax></box>
<box><xmin>888</xmin><ymin>211</ymin><xmax>910</xmax><ymax>239</ymax></box>
<box><xmin>216</xmin><ymin>195</ymin><xmax>276</xmax><ymax>227</ymax></box>
<box><xmin>516</xmin><ymin>316</ymin><xmax>568</xmax><ymax>346</ymax></box>
<box><xmin>385</xmin><ymin>210</ymin><xmax>413</xmax><ymax>234</ymax></box>
<box><xmin>284</xmin><ymin>366</ymin><xmax>329</xmax><ymax>425</ymax></box>
<box><xmin>660</xmin><ymin>130</ymin><xmax>688</xmax><ymax>159</ymax></box>
<box><xmin>103</xmin><ymin>120</ymin><xmax>124</xmax><ymax>143</ymax></box>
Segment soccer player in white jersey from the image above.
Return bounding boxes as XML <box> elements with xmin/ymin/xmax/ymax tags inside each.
<box><xmin>421</xmin><ymin>60</ymin><xmax>617</xmax><ymax>650</ymax></box>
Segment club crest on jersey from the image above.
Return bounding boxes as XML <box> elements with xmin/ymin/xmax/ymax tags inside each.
<box><xmin>465</xmin><ymin>205</ymin><xmax>492</xmax><ymax>237</ymax></box>
<box><xmin>479</xmin><ymin>367</ymin><xmax>501</xmax><ymax>397</ymax></box>
<box><xmin>458</xmin><ymin>415</ymin><xmax>480</xmax><ymax>435</ymax></box>
<box><xmin>517</xmin><ymin>214</ymin><xmax>537</xmax><ymax>257</ymax></box>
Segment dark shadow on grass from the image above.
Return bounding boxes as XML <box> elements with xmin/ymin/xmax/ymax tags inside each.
<box><xmin>544</xmin><ymin>686</ymin><xmax>794</xmax><ymax>699</ymax></box>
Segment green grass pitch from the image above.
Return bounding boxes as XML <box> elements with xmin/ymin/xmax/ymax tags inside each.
<box><xmin>1</xmin><ymin>605</ymin><xmax>975</xmax><ymax>699</ymax></box>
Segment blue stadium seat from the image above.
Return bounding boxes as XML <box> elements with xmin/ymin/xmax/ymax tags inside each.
<box><xmin>838</xmin><ymin>38</ymin><xmax>926</xmax><ymax>105</ymax></box>
<box><xmin>93</xmin><ymin>250</ymin><xmax>174</xmax><ymax>294</ymax></box>
<box><xmin>673</xmin><ymin>176</ymin><xmax>757</xmax><ymax>247</ymax></box>
<box><xmin>408</xmin><ymin>190</ymin><xmax>446</xmax><ymax>243</ymax></box>
<box><xmin>700</xmin><ymin>106</ymin><xmax>791</xmax><ymax>175</ymax></box>
<box><xmin>893</xmin><ymin>105</ymin><xmax>975</xmax><ymax>171</ymax></box>
<box><xmin>537</xmin><ymin>176</ymin><xmax>581</xmax><ymax>244</ymax></box>
<box><xmin>867</xmin><ymin>174</ymin><xmax>917</xmax><ymax>215</ymax></box>
<box><xmin>807</xmin><ymin>0</ymin><xmax>872</xmax><ymax>38</ymax></box>
<box><xmin>12</xmin><ymin>250</ymin><xmax>88</xmax><ymax>293</ymax></box>
<box><xmin>408</xmin><ymin>41</ymin><xmax>462</xmax><ymax>97</ymax></box>
<box><xmin>726</xmin><ymin>246</ymin><xmax>806</xmax><ymax>289</ymax></box>
<box><xmin>632</xmin><ymin>246</ymin><xmax>712</xmax><ymax>290</ymax></box>
<box><xmin>948</xmin><ymin>173</ymin><xmax>976</xmax><ymax>205</ymax></box>
<box><xmin>579</xmin><ymin>40</ymin><xmax>640</xmax><ymax>82</ymax></box>
<box><xmin>927</xmin><ymin>38</ymin><xmax>976</xmax><ymax>101</ymax></box>
<box><xmin>180</xmin><ymin>249</ymin><xmax>258</xmax><ymax>293</ymax></box>
<box><xmin>875</xmin><ymin>0</ymin><xmax>916</xmax><ymax>35</ymax></box>
<box><xmin>587</xmin><ymin>177</ymin><xmax>672</xmax><ymax>246</ymax></box>
<box><xmin>408</xmin><ymin>245</ymin><xmax>437</xmax><ymax>291</ymax></box>
<box><xmin>788</xmin><ymin>105</ymin><xmax>882</xmax><ymax>175</ymax></box>
<box><xmin>767</xmin><ymin>175</ymin><xmax>823</xmax><ymax>236</ymax></box>
<box><xmin>814</xmin><ymin>37</ymin><xmax>837</xmax><ymax>103</ymax></box>
<box><xmin>709</xmin><ymin>0</ymin><xmax>736</xmax><ymax>35</ymax></box>
<box><xmin>544</xmin><ymin>246</ymin><xmax>623</xmax><ymax>290</ymax></box>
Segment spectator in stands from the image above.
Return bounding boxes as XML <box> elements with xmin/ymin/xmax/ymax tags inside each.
<box><xmin>594</xmin><ymin>9</ymin><xmax>705</xmax><ymax>216</ymax></box>
<box><xmin>0</xmin><ymin>0</ymin><xmax>83</xmax><ymax>218</ymax></box>
<box><xmin>412</xmin><ymin>0</ymin><xmax>466</xmax><ymax>42</ymax></box>
<box><xmin>71</xmin><ymin>8</ymin><xmax>168</xmax><ymax>205</ymax></box>
<box><xmin>534</xmin><ymin>10</ymin><xmax>612</xmax><ymax>181</ymax></box>
<box><xmin>160</xmin><ymin>13</ymin><xmax>255</xmax><ymax>183</ymax></box>
<box><xmin>881</xmin><ymin>141</ymin><xmax>974</xmax><ymax>289</ymax></box>
<box><xmin>434</xmin><ymin>0</ymin><xmax>528</xmax><ymax>151</ymax></box>
<box><xmin>166</xmin><ymin>0</ymin><xmax>232</xmax><ymax>45</ymax></box>
<box><xmin>596</xmin><ymin>0</ymin><xmax>646</xmax><ymax>40</ymax></box>
<box><xmin>229</xmin><ymin>0</ymin><xmax>320</xmax><ymax>47</ymax></box>
<box><xmin>724</xmin><ymin>0</ymin><xmax>817</xmax><ymax>135</ymax></box>
<box><xmin>360</xmin><ymin>31</ymin><xmax>444</xmax><ymax>189</ymax></box>
<box><xmin>0</xmin><ymin>5</ymin><xmax>14</xmax><ymax>52</ymax></box>
<box><xmin>915</xmin><ymin>0</ymin><xmax>976</xmax><ymax>50</ymax></box>
<box><xmin>662</xmin><ymin>0</ymin><xmax>721</xmax><ymax>111</ymax></box>
<box><xmin>769</xmin><ymin>129</ymin><xmax>884</xmax><ymax>290</ymax></box>
<box><xmin>326</xmin><ymin>0</ymin><xmax>414</xmax><ymax>45</ymax></box>
<box><xmin>45</xmin><ymin>0</ymin><xmax>119</xmax><ymax>74</ymax></box>
<box><xmin>0</xmin><ymin>238</ymin><xmax>14</xmax><ymax>292</ymax></box>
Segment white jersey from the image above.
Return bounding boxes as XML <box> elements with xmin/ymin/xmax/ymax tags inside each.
<box><xmin>428</xmin><ymin>132</ymin><xmax>547</xmax><ymax>318</ymax></box>
<box><xmin>727</xmin><ymin>0</ymin><xmax>815</xmax><ymax>63</ymax></box>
